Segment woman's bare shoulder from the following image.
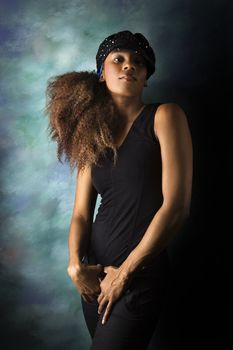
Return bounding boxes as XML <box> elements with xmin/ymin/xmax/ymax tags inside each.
<box><xmin>156</xmin><ymin>102</ymin><xmax>186</xmax><ymax>115</ymax></box>
<box><xmin>154</xmin><ymin>102</ymin><xmax>189</xmax><ymax>139</ymax></box>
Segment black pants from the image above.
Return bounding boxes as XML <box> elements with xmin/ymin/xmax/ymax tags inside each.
<box><xmin>81</xmin><ymin>256</ymin><xmax>171</xmax><ymax>350</ymax></box>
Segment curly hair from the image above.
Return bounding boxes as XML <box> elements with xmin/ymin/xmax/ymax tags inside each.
<box><xmin>44</xmin><ymin>71</ymin><xmax>125</xmax><ymax>175</ymax></box>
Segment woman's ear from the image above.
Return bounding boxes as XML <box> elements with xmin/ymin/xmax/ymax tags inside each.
<box><xmin>99</xmin><ymin>68</ymin><xmax>105</xmax><ymax>82</ymax></box>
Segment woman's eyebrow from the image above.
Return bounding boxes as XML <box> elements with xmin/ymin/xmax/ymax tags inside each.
<box><xmin>110</xmin><ymin>50</ymin><xmax>125</xmax><ymax>55</ymax></box>
<box><xmin>110</xmin><ymin>50</ymin><xmax>143</xmax><ymax>58</ymax></box>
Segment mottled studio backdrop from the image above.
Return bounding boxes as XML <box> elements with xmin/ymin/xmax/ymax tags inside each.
<box><xmin>0</xmin><ymin>0</ymin><xmax>232</xmax><ymax>349</ymax></box>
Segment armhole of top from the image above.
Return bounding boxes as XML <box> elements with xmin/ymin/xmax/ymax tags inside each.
<box><xmin>152</xmin><ymin>102</ymin><xmax>162</xmax><ymax>143</ymax></box>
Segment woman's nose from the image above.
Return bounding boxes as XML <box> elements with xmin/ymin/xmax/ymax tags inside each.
<box><xmin>123</xmin><ymin>61</ymin><xmax>136</xmax><ymax>71</ymax></box>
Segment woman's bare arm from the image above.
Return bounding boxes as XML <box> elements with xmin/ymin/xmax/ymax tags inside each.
<box><xmin>68</xmin><ymin>165</ymin><xmax>97</xmax><ymax>267</ymax></box>
<box><xmin>67</xmin><ymin>165</ymin><xmax>105</xmax><ymax>303</ymax></box>
<box><xmin>118</xmin><ymin>102</ymin><xmax>193</xmax><ymax>278</ymax></box>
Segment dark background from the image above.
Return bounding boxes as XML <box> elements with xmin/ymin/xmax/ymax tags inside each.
<box><xmin>0</xmin><ymin>0</ymin><xmax>232</xmax><ymax>349</ymax></box>
<box><xmin>147</xmin><ymin>3</ymin><xmax>232</xmax><ymax>348</ymax></box>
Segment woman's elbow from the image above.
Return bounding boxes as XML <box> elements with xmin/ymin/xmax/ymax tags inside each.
<box><xmin>182</xmin><ymin>205</ymin><xmax>190</xmax><ymax>221</ymax></box>
<box><xmin>177</xmin><ymin>198</ymin><xmax>191</xmax><ymax>225</ymax></box>
<box><xmin>164</xmin><ymin>202</ymin><xmax>191</xmax><ymax>227</ymax></box>
<box><xmin>175</xmin><ymin>193</ymin><xmax>192</xmax><ymax>222</ymax></box>
<box><xmin>169</xmin><ymin>206</ymin><xmax>190</xmax><ymax>232</ymax></box>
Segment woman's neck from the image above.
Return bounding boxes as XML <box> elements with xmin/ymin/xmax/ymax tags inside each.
<box><xmin>110</xmin><ymin>95</ymin><xmax>146</xmax><ymax>122</ymax></box>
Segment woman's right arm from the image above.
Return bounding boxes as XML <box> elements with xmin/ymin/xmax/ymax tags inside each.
<box><xmin>68</xmin><ymin>165</ymin><xmax>97</xmax><ymax>266</ymax></box>
<box><xmin>67</xmin><ymin>165</ymin><xmax>104</xmax><ymax>302</ymax></box>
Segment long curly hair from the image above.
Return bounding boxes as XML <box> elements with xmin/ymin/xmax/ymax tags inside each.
<box><xmin>44</xmin><ymin>71</ymin><xmax>125</xmax><ymax>174</ymax></box>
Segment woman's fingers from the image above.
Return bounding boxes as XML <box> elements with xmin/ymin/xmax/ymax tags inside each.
<box><xmin>97</xmin><ymin>295</ymin><xmax>108</xmax><ymax>314</ymax></box>
<box><xmin>97</xmin><ymin>292</ymin><xmax>104</xmax><ymax>305</ymax></box>
<box><xmin>101</xmin><ymin>300</ymin><xmax>113</xmax><ymax>325</ymax></box>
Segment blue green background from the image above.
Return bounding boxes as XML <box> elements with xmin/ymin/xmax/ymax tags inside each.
<box><xmin>1</xmin><ymin>0</ymin><xmax>232</xmax><ymax>349</ymax></box>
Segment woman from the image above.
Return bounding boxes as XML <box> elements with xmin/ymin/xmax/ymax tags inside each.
<box><xmin>45</xmin><ymin>30</ymin><xmax>193</xmax><ymax>349</ymax></box>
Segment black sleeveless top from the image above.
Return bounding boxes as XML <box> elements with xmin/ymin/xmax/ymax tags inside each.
<box><xmin>86</xmin><ymin>102</ymin><xmax>169</xmax><ymax>273</ymax></box>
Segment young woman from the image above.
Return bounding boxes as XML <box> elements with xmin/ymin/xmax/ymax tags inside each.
<box><xmin>45</xmin><ymin>30</ymin><xmax>193</xmax><ymax>349</ymax></box>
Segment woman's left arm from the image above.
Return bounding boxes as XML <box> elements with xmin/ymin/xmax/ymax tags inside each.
<box><xmin>118</xmin><ymin>102</ymin><xmax>193</xmax><ymax>278</ymax></box>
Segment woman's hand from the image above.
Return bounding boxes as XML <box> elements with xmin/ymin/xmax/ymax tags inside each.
<box><xmin>67</xmin><ymin>262</ymin><xmax>104</xmax><ymax>303</ymax></box>
<box><xmin>97</xmin><ymin>265</ymin><xmax>131</xmax><ymax>325</ymax></box>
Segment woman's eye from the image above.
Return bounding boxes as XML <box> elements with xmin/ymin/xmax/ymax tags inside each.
<box><xmin>113</xmin><ymin>57</ymin><xmax>122</xmax><ymax>62</ymax></box>
<box><xmin>113</xmin><ymin>56</ymin><xmax>145</xmax><ymax>65</ymax></box>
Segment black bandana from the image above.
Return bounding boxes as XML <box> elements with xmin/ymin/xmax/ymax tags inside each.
<box><xmin>96</xmin><ymin>30</ymin><xmax>156</xmax><ymax>80</ymax></box>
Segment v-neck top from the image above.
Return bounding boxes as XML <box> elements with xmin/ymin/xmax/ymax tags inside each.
<box><xmin>115</xmin><ymin>103</ymin><xmax>148</xmax><ymax>150</ymax></box>
<box><xmin>86</xmin><ymin>102</ymin><xmax>169</xmax><ymax>274</ymax></box>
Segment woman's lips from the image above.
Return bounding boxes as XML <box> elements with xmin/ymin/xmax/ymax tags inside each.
<box><xmin>119</xmin><ymin>75</ymin><xmax>136</xmax><ymax>82</ymax></box>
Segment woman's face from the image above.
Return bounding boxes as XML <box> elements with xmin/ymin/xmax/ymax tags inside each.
<box><xmin>100</xmin><ymin>49</ymin><xmax>148</xmax><ymax>97</ymax></box>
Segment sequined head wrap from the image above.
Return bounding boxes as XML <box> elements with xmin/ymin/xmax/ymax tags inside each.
<box><xmin>96</xmin><ymin>30</ymin><xmax>156</xmax><ymax>80</ymax></box>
